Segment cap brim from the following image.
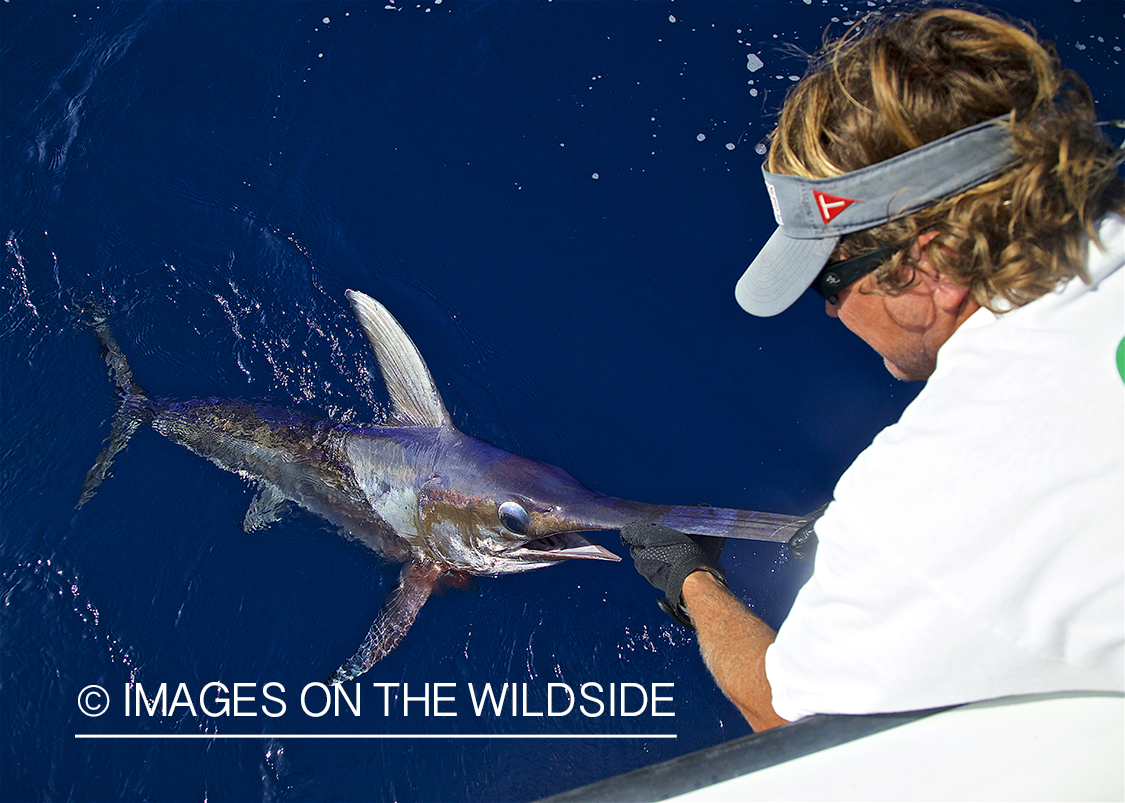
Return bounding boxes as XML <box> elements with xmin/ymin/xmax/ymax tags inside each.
<box><xmin>735</xmin><ymin>229</ymin><xmax>839</xmax><ymax>317</ymax></box>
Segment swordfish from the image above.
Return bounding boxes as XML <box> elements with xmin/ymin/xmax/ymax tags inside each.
<box><xmin>79</xmin><ymin>291</ymin><xmax>807</xmax><ymax>683</ymax></box>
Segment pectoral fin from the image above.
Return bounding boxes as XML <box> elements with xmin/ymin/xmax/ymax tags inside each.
<box><xmin>325</xmin><ymin>560</ymin><xmax>441</xmax><ymax>685</ymax></box>
<box><xmin>243</xmin><ymin>484</ymin><xmax>290</xmax><ymax>532</ymax></box>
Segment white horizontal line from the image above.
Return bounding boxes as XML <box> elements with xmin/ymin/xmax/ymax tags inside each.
<box><xmin>76</xmin><ymin>733</ymin><xmax>676</xmax><ymax>740</ymax></box>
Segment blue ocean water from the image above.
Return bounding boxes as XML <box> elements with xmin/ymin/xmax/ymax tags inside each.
<box><xmin>2</xmin><ymin>1</ymin><xmax>1121</xmax><ymax>800</ymax></box>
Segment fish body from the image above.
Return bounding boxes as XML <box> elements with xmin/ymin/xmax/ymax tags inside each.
<box><xmin>80</xmin><ymin>291</ymin><xmax>806</xmax><ymax>682</ymax></box>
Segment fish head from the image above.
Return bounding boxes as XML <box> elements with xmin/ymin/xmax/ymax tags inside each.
<box><xmin>406</xmin><ymin>433</ymin><xmax>631</xmax><ymax>575</ymax></box>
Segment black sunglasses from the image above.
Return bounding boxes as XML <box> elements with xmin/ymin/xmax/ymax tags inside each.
<box><xmin>811</xmin><ymin>241</ymin><xmax>909</xmax><ymax>304</ymax></box>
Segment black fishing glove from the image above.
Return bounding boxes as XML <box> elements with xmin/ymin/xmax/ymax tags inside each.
<box><xmin>620</xmin><ymin>522</ymin><xmax>726</xmax><ymax>630</ymax></box>
<box><xmin>788</xmin><ymin>502</ymin><xmax>829</xmax><ymax>563</ymax></box>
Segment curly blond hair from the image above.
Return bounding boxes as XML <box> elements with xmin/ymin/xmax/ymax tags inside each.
<box><xmin>767</xmin><ymin>7</ymin><xmax>1124</xmax><ymax>311</ymax></box>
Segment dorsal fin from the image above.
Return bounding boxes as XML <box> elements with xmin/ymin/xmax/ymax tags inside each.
<box><xmin>346</xmin><ymin>291</ymin><xmax>452</xmax><ymax>428</ymax></box>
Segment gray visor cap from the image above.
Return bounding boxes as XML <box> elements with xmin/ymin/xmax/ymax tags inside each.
<box><xmin>735</xmin><ymin>116</ymin><xmax>1017</xmax><ymax>317</ymax></box>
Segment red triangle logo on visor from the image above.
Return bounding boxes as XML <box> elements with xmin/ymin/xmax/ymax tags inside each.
<box><xmin>813</xmin><ymin>191</ymin><xmax>862</xmax><ymax>224</ymax></box>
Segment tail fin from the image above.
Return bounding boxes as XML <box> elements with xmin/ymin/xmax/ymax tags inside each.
<box><xmin>77</xmin><ymin>316</ymin><xmax>152</xmax><ymax>508</ymax></box>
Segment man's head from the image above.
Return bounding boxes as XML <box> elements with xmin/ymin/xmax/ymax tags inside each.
<box><xmin>737</xmin><ymin>7</ymin><xmax>1124</xmax><ymax>374</ymax></box>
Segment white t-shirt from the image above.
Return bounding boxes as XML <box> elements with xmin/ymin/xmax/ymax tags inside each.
<box><xmin>766</xmin><ymin>215</ymin><xmax>1125</xmax><ymax>720</ymax></box>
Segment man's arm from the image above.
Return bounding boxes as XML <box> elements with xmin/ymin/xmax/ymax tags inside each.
<box><xmin>619</xmin><ymin>522</ymin><xmax>790</xmax><ymax>731</ymax></box>
<box><xmin>681</xmin><ymin>570</ymin><xmax>788</xmax><ymax>731</ymax></box>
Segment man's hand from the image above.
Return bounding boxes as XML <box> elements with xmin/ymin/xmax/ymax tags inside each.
<box><xmin>788</xmin><ymin>502</ymin><xmax>829</xmax><ymax>563</ymax></box>
<box><xmin>620</xmin><ymin>523</ymin><xmax>726</xmax><ymax>629</ymax></box>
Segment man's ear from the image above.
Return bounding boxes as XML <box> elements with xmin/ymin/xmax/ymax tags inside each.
<box><xmin>912</xmin><ymin>231</ymin><xmax>972</xmax><ymax>313</ymax></box>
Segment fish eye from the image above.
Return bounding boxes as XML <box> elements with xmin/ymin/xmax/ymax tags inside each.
<box><xmin>498</xmin><ymin>501</ymin><xmax>530</xmax><ymax>535</ymax></box>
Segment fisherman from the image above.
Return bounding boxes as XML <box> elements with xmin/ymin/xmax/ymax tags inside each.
<box><xmin>622</xmin><ymin>7</ymin><xmax>1124</xmax><ymax>731</ymax></box>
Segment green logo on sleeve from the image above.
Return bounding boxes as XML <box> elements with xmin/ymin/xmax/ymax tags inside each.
<box><xmin>1117</xmin><ymin>337</ymin><xmax>1125</xmax><ymax>383</ymax></box>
